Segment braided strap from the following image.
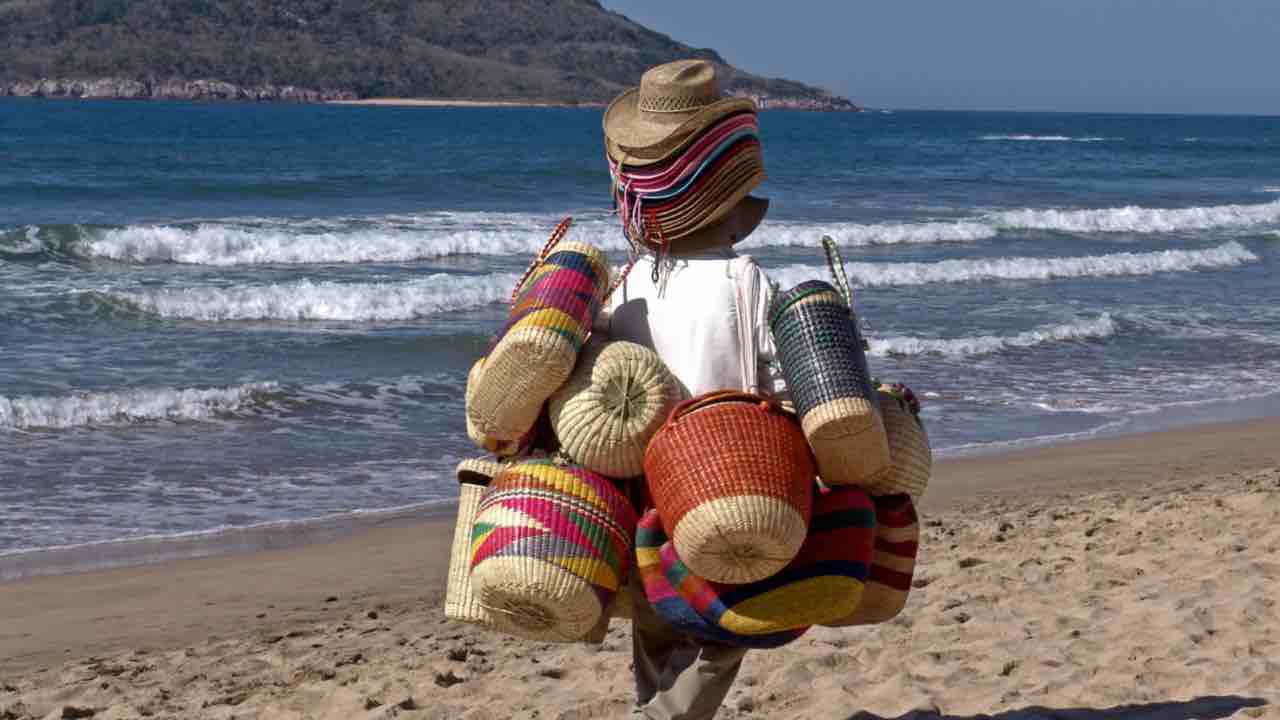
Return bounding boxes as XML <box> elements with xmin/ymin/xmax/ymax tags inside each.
<box><xmin>511</xmin><ymin>217</ymin><xmax>574</xmax><ymax>304</ymax></box>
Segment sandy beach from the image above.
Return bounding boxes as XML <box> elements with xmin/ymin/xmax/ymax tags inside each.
<box><xmin>2</xmin><ymin>418</ymin><xmax>1278</xmax><ymax>719</ymax></box>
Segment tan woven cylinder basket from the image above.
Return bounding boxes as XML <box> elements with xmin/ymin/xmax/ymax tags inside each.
<box><xmin>466</xmin><ymin>219</ymin><xmax>611</xmax><ymax>445</ymax></box>
<box><xmin>869</xmin><ymin>384</ymin><xmax>932</xmax><ymax>497</ymax></box>
<box><xmin>445</xmin><ymin>458</ymin><xmax>502</xmax><ymax>626</ymax></box>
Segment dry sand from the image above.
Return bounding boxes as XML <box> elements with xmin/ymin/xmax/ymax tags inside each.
<box><xmin>1</xmin><ymin>419</ymin><xmax>1278</xmax><ymax>719</ymax></box>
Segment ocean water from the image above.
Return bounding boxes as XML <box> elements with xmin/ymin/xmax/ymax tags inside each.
<box><xmin>2</xmin><ymin>99</ymin><xmax>1279</xmax><ymax>573</ymax></box>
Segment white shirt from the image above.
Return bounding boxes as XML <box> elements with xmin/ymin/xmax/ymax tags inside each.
<box><xmin>604</xmin><ymin>248</ymin><xmax>787</xmax><ymax>400</ymax></box>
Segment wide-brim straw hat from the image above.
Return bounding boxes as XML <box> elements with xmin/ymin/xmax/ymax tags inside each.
<box><xmin>604</xmin><ymin>59</ymin><xmax>757</xmax><ymax>168</ymax></box>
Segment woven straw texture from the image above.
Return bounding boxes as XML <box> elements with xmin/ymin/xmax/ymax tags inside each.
<box><xmin>823</xmin><ymin>494</ymin><xmax>919</xmax><ymax>627</ymax></box>
<box><xmin>643</xmin><ymin>392</ymin><xmax>815</xmax><ymax>584</ymax></box>
<box><xmin>864</xmin><ymin>385</ymin><xmax>932</xmax><ymax>497</ymax></box>
<box><xmin>465</xmin><ymin>359</ymin><xmax>539</xmax><ymax>457</ymax></box>
<box><xmin>635</xmin><ymin>509</ymin><xmax>808</xmax><ymax>649</ymax></box>
<box><xmin>770</xmin><ymin>280</ymin><xmax>889</xmax><ymax>486</ymax></box>
<box><xmin>445</xmin><ymin>458</ymin><xmax>502</xmax><ymax>625</ymax></box>
<box><xmin>549</xmin><ymin>340</ymin><xmax>683</xmax><ymax>478</ymax></box>
<box><xmin>643</xmin><ymin>486</ymin><xmax>877</xmax><ymax>639</ymax></box>
<box><xmin>468</xmin><ymin>241</ymin><xmax>610</xmax><ymax>443</ymax></box>
<box><xmin>469</xmin><ymin>459</ymin><xmax>637</xmax><ymax>642</ymax></box>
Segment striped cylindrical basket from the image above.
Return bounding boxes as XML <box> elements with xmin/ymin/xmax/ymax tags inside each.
<box><xmin>469</xmin><ymin>459</ymin><xmax>637</xmax><ymax>642</ymax></box>
<box><xmin>643</xmin><ymin>391</ymin><xmax>815</xmax><ymax>584</ymax></box>
<box><xmin>868</xmin><ymin>383</ymin><xmax>932</xmax><ymax>497</ymax></box>
<box><xmin>638</xmin><ymin>485</ymin><xmax>876</xmax><ymax>640</ymax></box>
<box><xmin>445</xmin><ymin>458</ymin><xmax>502</xmax><ymax>626</ymax></box>
<box><xmin>467</xmin><ymin>219</ymin><xmax>610</xmax><ymax>444</ymax></box>
<box><xmin>465</xmin><ymin>359</ymin><xmax>539</xmax><ymax>458</ymax></box>
<box><xmin>636</xmin><ymin>509</ymin><xmax>809</xmax><ymax>649</ymax></box>
<box><xmin>549</xmin><ymin>340</ymin><xmax>684</xmax><ymax>479</ymax></box>
<box><xmin>769</xmin><ymin>279</ymin><xmax>889</xmax><ymax>487</ymax></box>
<box><xmin>823</xmin><ymin>493</ymin><xmax>920</xmax><ymax>626</ymax></box>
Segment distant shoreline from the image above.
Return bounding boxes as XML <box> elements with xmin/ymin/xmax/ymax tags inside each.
<box><xmin>328</xmin><ymin>97</ymin><xmax>605</xmax><ymax>109</ymax></box>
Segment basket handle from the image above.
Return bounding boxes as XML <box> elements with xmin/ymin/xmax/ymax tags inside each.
<box><xmin>664</xmin><ymin>390</ymin><xmax>781</xmax><ymax>425</ymax></box>
<box><xmin>822</xmin><ymin>235</ymin><xmax>852</xmax><ymax>307</ymax></box>
<box><xmin>511</xmin><ymin>216</ymin><xmax>573</xmax><ymax>304</ymax></box>
<box><xmin>823</xmin><ymin>235</ymin><xmax>872</xmax><ymax>350</ymax></box>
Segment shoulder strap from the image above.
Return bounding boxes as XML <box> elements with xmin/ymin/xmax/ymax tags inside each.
<box><xmin>732</xmin><ymin>255</ymin><xmax>760</xmax><ymax>393</ymax></box>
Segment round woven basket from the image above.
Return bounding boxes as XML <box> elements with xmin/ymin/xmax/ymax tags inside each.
<box><xmin>823</xmin><ymin>493</ymin><xmax>919</xmax><ymax>627</ymax></box>
<box><xmin>769</xmin><ymin>280</ymin><xmax>889</xmax><ymax>486</ymax></box>
<box><xmin>549</xmin><ymin>340</ymin><xmax>683</xmax><ymax>478</ymax></box>
<box><xmin>865</xmin><ymin>384</ymin><xmax>932</xmax><ymax>498</ymax></box>
<box><xmin>445</xmin><ymin>458</ymin><xmax>502</xmax><ymax>626</ymax></box>
<box><xmin>637</xmin><ymin>483</ymin><xmax>876</xmax><ymax>641</ymax></box>
<box><xmin>643</xmin><ymin>391</ymin><xmax>815</xmax><ymax>584</ymax></box>
<box><xmin>469</xmin><ymin>459</ymin><xmax>637</xmax><ymax>642</ymax></box>
<box><xmin>635</xmin><ymin>509</ymin><xmax>809</xmax><ymax>649</ymax></box>
<box><xmin>467</xmin><ymin>238</ymin><xmax>610</xmax><ymax>443</ymax></box>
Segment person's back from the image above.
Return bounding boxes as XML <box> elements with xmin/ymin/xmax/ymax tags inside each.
<box><xmin>607</xmin><ymin>248</ymin><xmax>778</xmax><ymax>399</ymax></box>
<box><xmin>601</xmin><ymin>58</ymin><xmax>785</xmax><ymax>719</ymax></box>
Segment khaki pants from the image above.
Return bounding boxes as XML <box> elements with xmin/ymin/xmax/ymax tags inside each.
<box><xmin>629</xmin><ymin>573</ymin><xmax>748</xmax><ymax>720</ymax></box>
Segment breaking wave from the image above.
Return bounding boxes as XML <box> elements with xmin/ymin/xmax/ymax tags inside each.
<box><xmin>989</xmin><ymin>199</ymin><xmax>1280</xmax><ymax>234</ymax></box>
<box><xmin>770</xmin><ymin>242</ymin><xmax>1258</xmax><ymax>288</ymax></box>
<box><xmin>868</xmin><ymin>315</ymin><xmax>1117</xmax><ymax>358</ymax></box>
<box><xmin>0</xmin><ymin>382</ymin><xmax>281</xmax><ymax>430</ymax></box>
<box><xmin>980</xmin><ymin>135</ymin><xmax>1113</xmax><ymax>142</ymax></box>
<box><xmin>99</xmin><ymin>272</ymin><xmax>520</xmax><ymax>321</ymax></box>
<box><xmin>6</xmin><ymin>199</ymin><xmax>1278</xmax><ymax>267</ymax></box>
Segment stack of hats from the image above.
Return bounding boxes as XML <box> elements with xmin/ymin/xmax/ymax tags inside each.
<box><xmin>604</xmin><ymin>60</ymin><xmax>766</xmax><ymax>251</ymax></box>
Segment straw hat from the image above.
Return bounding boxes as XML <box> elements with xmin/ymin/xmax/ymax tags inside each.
<box><xmin>604</xmin><ymin>59</ymin><xmax>756</xmax><ymax>167</ymax></box>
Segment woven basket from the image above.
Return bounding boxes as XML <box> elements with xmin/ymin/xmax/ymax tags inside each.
<box><xmin>865</xmin><ymin>384</ymin><xmax>932</xmax><ymax>497</ymax></box>
<box><xmin>770</xmin><ymin>279</ymin><xmax>889</xmax><ymax>487</ymax></box>
<box><xmin>549</xmin><ymin>340</ymin><xmax>683</xmax><ymax>478</ymax></box>
<box><xmin>823</xmin><ymin>494</ymin><xmax>919</xmax><ymax>627</ymax></box>
<box><xmin>638</xmin><ymin>487</ymin><xmax>875</xmax><ymax>638</ymax></box>
<box><xmin>643</xmin><ymin>391</ymin><xmax>815</xmax><ymax>584</ymax></box>
<box><xmin>636</xmin><ymin>509</ymin><xmax>809</xmax><ymax>649</ymax></box>
<box><xmin>467</xmin><ymin>221</ymin><xmax>610</xmax><ymax>444</ymax></box>
<box><xmin>469</xmin><ymin>459</ymin><xmax>637</xmax><ymax>642</ymax></box>
<box><xmin>465</xmin><ymin>359</ymin><xmax>539</xmax><ymax>457</ymax></box>
<box><xmin>445</xmin><ymin>458</ymin><xmax>502</xmax><ymax>626</ymax></box>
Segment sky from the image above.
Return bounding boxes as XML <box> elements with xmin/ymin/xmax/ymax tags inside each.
<box><xmin>603</xmin><ymin>1</ymin><xmax>1280</xmax><ymax>116</ymax></box>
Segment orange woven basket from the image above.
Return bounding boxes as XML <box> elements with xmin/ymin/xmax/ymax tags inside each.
<box><xmin>643</xmin><ymin>391</ymin><xmax>816</xmax><ymax>584</ymax></box>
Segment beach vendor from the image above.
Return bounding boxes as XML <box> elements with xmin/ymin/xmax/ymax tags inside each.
<box><xmin>602</xmin><ymin>59</ymin><xmax>787</xmax><ymax>720</ymax></box>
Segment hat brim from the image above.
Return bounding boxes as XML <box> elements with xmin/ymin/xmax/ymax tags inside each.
<box><xmin>603</xmin><ymin>88</ymin><xmax>757</xmax><ymax>167</ymax></box>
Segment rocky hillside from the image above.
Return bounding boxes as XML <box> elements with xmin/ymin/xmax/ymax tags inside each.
<box><xmin>0</xmin><ymin>0</ymin><xmax>859</xmax><ymax>109</ymax></box>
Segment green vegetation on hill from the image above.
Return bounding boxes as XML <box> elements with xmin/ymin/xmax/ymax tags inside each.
<box><xmin>0</xmin><ymin>0</ymin><xmax>857</xmax><ymax>107</ymax></box>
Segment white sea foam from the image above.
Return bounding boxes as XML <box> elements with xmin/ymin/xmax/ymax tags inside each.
<box><xmin>0</xmin><ymin>382</ymin><xmax>279</xmax><ymax>430</ymax></box>
<box><xmin>989</xmin><ymin>199</ymin><xmax>1280</xmax><ymax>234</ymax></box>
<box><xmin>57</xmin><ymin>199</ymin><xmax>1280</xmax><ymax>266</ymax></box>
<box><xmin>869</xmin><ymin>314</ymin><xmax>1116</xmax><ymax>358</ymax></box>
<box><xmin>105</xmin><ymin>272</ymin><xmax>520</xmax><ymax>321</ymax></box>
<box><xmin>770</xmin><ymin>242</ymin><xmax>1258</xmax><ymax>288</ymax></box>
<box><xmin>1263</xmin><ymin>187</ymin><xmax>1280</xmax><ymax>194</ymax></box>
<box><xmin>742</xmin><ymin>220</ymin><xmax>998</xmax><ymax>248</ymax></box>
<box><xmin>980</xmin><ymin>135</ymin><xmax>1113</xmax><ymax>142</ymax></box>
<box><xmin>80</xmin><ymin>219</ymin><xmax>631</xmax><ymax>265</ymax></box>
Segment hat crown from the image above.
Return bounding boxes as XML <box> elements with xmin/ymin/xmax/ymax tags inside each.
<box><xmin>638</xmin><ymin>60</ymin><xmax>722</xmax><ymax>114</ymax></box>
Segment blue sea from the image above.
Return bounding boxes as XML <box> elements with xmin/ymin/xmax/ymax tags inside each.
<box><xmin>2</xmin><ymin>99</ymin><xmax>1278</xmax><ymax>577</ymax></box>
